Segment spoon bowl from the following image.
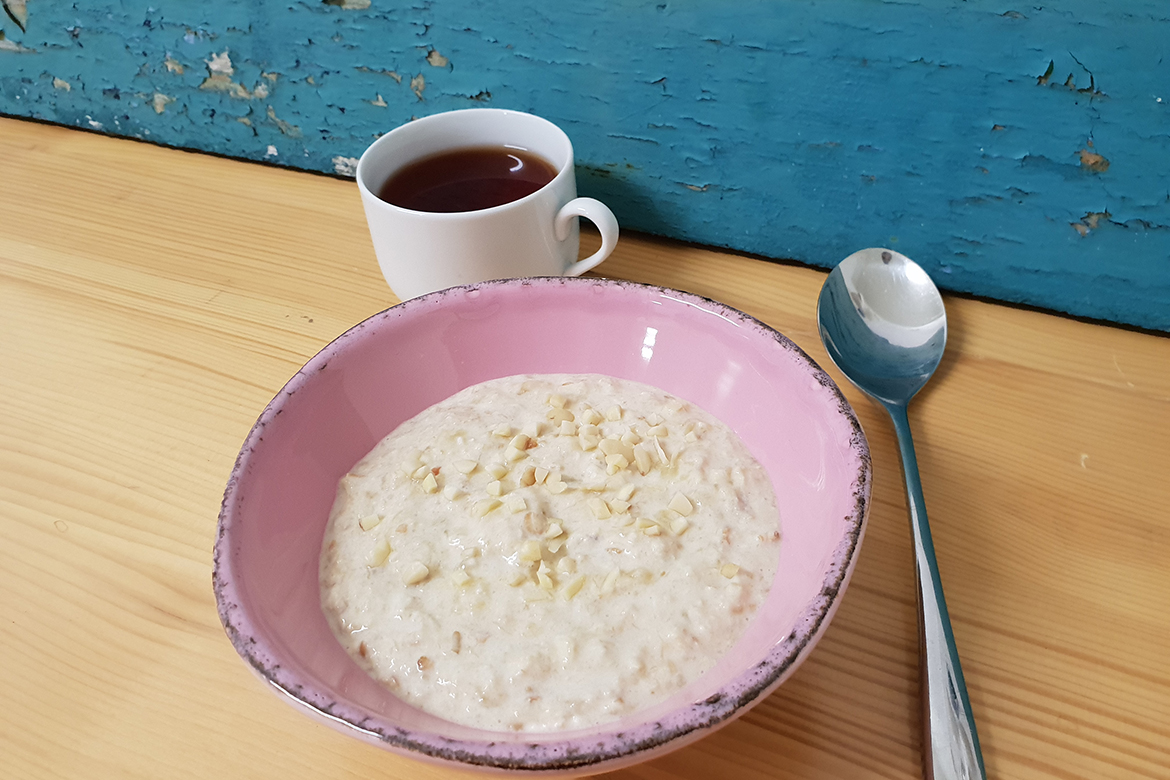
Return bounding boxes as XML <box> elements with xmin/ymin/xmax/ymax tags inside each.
<box><xmin>817</xmin><ymin>248</ymin><xmax>946</xmax><ymax>404</ymax></box>
<box><xmin>817</xmin><ymin>248</ymin><xmax>986</xmax><ymax>780</ymax></box>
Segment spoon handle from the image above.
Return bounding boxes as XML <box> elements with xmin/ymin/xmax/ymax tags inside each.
<box><xmin>887</xmin><ymin>403</ymin><xmax>986</xmax><ymax>780</ymax></box>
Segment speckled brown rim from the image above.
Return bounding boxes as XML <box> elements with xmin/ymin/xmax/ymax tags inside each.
<box><xmin>213</xmin><ymin>276</ymin><xmax>871</xmax><ymax>773</ymax></box>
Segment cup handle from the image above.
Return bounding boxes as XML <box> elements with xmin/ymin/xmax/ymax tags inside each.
<box><xmin>555</xmin><ymin>197</ymin><xmax>620</xmax><ymax>277</ymax></box>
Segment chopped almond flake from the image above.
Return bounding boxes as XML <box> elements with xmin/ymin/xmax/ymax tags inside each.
<box><xmin>367</xmin><ymin>538</ymin><xmax>392</xmax><ymax>566</ymax></box>
<box><xmin>668</xmin><ymin>493</ymin><xmax>694</xmax><ymax>516</ymax></box>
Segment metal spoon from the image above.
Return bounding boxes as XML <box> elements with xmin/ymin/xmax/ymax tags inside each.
<box><xmin>816</xmin><ymin>248</ymin><xmax>986</xmax><ymax>780</ymax></box>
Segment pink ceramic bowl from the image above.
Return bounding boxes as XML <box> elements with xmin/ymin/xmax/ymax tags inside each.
<box><xmin>213</xmin><ymin>277</ymin><xmax>871</xmax><ymax>775</ymax></box>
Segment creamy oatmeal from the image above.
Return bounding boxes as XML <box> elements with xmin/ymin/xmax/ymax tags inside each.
<box><xmin>320</xmin><ymin>374</ymin><xmax>780</xmax><ymax>732</ymax></box>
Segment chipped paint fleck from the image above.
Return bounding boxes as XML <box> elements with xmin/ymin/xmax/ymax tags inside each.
<box><xmin>164</xmin><ymin>56</ymin><xmax>185</xmax><ymax>75</ymax></box>
<box><xmin>370</xmin><ymin>93</ymin><xmax>387</xmax><ymax>107</ymax></box>
<box><xmin>1071</xmin><ymin>210</ymin><xmax>1111</xmax><ymax>236</ymax></box>
<box><xmin>332</xmin><ymin>156</ymin><xmax>359</xmax><ymax>176</ymax></box>
<box><xmin>426</xmin><ymin>49</ymin><xmax>449</xmax><ymax>68</ymax></box>
<box><xmin>2</xmin><ymin>0</ymin><xmax>27</xmax><ymax>32</ymax></box>
<box><xmin>267</xmin><ymin>105</ymin><xmax>301</xmax><ymax>138</ymax></box>
<box><xmin>52</xmin><ymin>77</ymin><xmax>71</xmax><ymax>92</ymax></box>
<box><xmin>266</xmin><ymin>145</ymin><xmax>278</xmax><ymax>157</ymax></box>
<box><xmin>323</xmin><ymin>0</ymin><xmax>371</xmax><ymax>8</ymax></box>
<box><xmin>151</xmin><ymin>92</ymin><xmax>175</xmax><ymax>114</ymax></box>
<box><xmin>0</xmin><ymin>30</ymin><xmax>33</xmax><ymax>52</ymax></box>
<box><xmin>1078</xmin><ymin>147</ymin><xmax>1110</xmax><ymax>173</ymax></box>
<box><xmin>410</xmin><ymin>73</ymin><xmax>425</xmax><ymax>100</ymax></box>
<box><xmin>206</xmin><ymin>50</ymin><xmax>234</xmax><ymax>76</ymax></box>
<box><xmin>356</xmin><ymin>66</ymin><xmax>403</xmax><ymax>83</ymax></box>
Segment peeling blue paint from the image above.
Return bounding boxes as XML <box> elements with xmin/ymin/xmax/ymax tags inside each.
<box><xmin>1</xmin><ymin>0</ymin><xmax>1168</xmax><ymax>330</ymax></box>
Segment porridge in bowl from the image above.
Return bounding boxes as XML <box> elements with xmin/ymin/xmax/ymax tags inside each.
<box><xmin>320</xmin><ymin>373</ymin><xmax>781</xmax><ymax>732</ymax></box>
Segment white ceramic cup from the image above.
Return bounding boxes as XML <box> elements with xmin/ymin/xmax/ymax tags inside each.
<box><xmin>356</xmin><ymin>108</ymin><xmax>620</xmax><ymax>301</ymax></box>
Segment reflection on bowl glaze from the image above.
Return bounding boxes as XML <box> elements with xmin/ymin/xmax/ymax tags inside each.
<box><xmin>213</xmin><ymin>277</ymin><xmax>871</xmax><ymax>775</ymax></box>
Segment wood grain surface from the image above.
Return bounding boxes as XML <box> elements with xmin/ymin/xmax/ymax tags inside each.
<box><xmin>1</xmin><ymin>117</ymin><xmax>1168</xmax><ymax>780</ymax></box>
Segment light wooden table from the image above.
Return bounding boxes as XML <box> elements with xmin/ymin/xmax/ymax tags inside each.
<box><xmin>2</xmin><ymin>117</ymin><xmax>1168</xmax><ymax>780</ymax></box>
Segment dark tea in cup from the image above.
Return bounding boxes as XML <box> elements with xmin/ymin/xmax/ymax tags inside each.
<box><xmin>356</xmin><ymin>108</ymin><xmax>618</xmax><ymax>300</ymax></box>
<box><xmin>377</xmin><ymin>146</ymin><xmax>558</xmax><ymax>213</ymax></box>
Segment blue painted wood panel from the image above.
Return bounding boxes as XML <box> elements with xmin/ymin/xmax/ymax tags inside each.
<box><xmin>2</xmin><ymin>1</ymin><xmax>1168</xmax><ymax>330</ymax></box>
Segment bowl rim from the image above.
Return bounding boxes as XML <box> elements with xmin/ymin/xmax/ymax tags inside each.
<box><xmin>213</xmin><ymin>276</ymin><xmax>871</xmax><ymax>772</ymax></box>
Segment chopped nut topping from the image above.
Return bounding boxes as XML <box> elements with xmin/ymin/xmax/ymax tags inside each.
<box><xmin>451</xmin><ymin>569</ymin><xmax>472</xmax><ymax>586</ymax></box>
<box><xmin>668</xmin><ymin>493</ymin><xmax>694</xmax><ymax>516</ymax></box>
<box><xmin>598</xmin><ymin>438</ymin><xmax>621</xmax><ymax>456</ymax></box>
<box><xmin>556</xmin><ymin>556</ymin><xmax>577</xmax><ymax>574</ymax></box>
<box><xmin>620</xmin><ymin>431</ymin><xmax>641</xmax><ymax>446</ymax></box>
<box><xmin>359</xmin><ymin>514</ymin><xmax>383</xmax><ymax>531</ymax></box>
<box><xmin>546</xmin><ymin>407</ymin><xmax>574</xmax><ymax>423</ymax></box>
<box><xmin>600</xmin><ymin>568</ymin><xmax>620</xmax><ymax>595</ymax></box>
<box><xmin>454</xmin><ymin>459</ymin><xmax>478</xmax><ymax>474</ymax></box>
<box><xmin>492</xmin><ymin>424</ymin><xmax>512</xmax><ymax>438</ymax></box>
<box><xmin>634</xmin><ymin>517</ymin><xmax>656</xmax><ymax>530</ymax></box>
<box><xmin>720</xmin><ymin>563</ymin><xmax>740</xmax><ymax>579</ymax></box>
<box><xmin>605</xmin><ymin>405</ymin><xmax>622</xmax><ymax>421</ymax></box>
<box><xmin>604</xmin><ymin>453</ymin><xmax>630</xmax><ymax>474</ymax></box>
<box><xmin>367</xmin><ymin>538</ymin><xmax>392</xmax><ymax>567</ymax></box>
<box><xmin>472</xmin><ymin>498</ymin><xmax>501</xmax><ymax>517</ymax></box>
<box><xmin>643</xmin><ymin>525</ymin><xmax>662</xmax><ymax>536</ymax></box>
<box><xmin>633</xmin><ymin>445</ymin><xmax>654</xmax><ymax>475</ymax></box>
<box><xmin>609</xmin><ymin>499</ymin><xmax>631</xmax><ymax>514</ymax></box>
<box><xmin>451</xmin><ymin>631</ymin><xmax>462</xmax><ymax>654</ymax></box>
<box><xmin>646</xmin><ymin>412</ymin><xmax>664</xmax><ymax>426</ymax></box>
<box><xmin>670</xmin><ymin>516</ymin><xmax>690</xmax><ymax>535</ymax></box>
<box><xmin>537</xmin><ymin>562</ymin><xmax>554</xmax><ymax>590</ymax></box>
<box><xmin>404</xmin><ymin>561</ymin><xmax>430</xmax><ymax>585</ymax></box>
<box><xmin>522</xmin><ymin>422</ymin><xmax>541</xmax><ymax>440</ymax></box>
<box><xmin>546</xmin><ymin>476</ymin><xmax>567</xmax><ymax>495</ymax></box>
<box><xmin>546</xmin><ymin>538</ymin><xmax>565</xmax><ymax>554</ymax></box>
<box><xmin>562</xmin><ymin>575</ymin><xmax>587</xmax><ymax>600</ymax></box>
<box><xmin>547</xmin><ymin>393</ymin><xmax>567</xmax><ymax>409</ymax></box>
<box><xmin>505</xmin><ymin>446</ymin><xmax>527</xmax><ymax>463</ymax></box>
<box><xmin>534</xmin><ymin>466</ymin><xmax>549</xmax><ymax>485</ymax></box>
<box><xmin>411</xmin><ymin>465</ymin><xmax>430</xmax><ymax>480</ymax></box>
<box><xmin>518</xmin><ymin>466</ymin><xmax>537</xmax><ymax>487</ymax></box>
<box><xmin>647</xmin><ymin>425</ymin><xmax>668</xmax><ymax>438</ymax></box>
<box><xmin>509</xmin><ymin>434</ymin><xmax>530</xmax><ymax>451</ymax></box>
<box><xmin>589</xmin><ymin>498</ymin><xmax>612</xmax><ymax>519</ymax></box>
<box><xmin>417</xmin><ymin>656</ymin><xmax>432</xmax><ymax>671</ymax></box>
<box><xmin>421</xmin><ymin>473</ymin><xmax>439</xmax><ymax>493</ymax></box>
<box><xmin>519</xmin><ymin>540</ymin><xmax>543</xmax><ymax>562</ymax></box>
<box><xmin>486</xmin><ymin>463</ymin><xmax>508</xmax><ymax>480</ymax></box>
<box><xmin>504</xmin><ymin>495</ymin><xmax>527</xmax><ymax>514</ymax></box>
<box><xmin>486</xmin><ymin>480</ymin><xmax>503</xmax><ymax>497</ymax></box>
<box><xmin>543</xmin><ymin>522</ymin><xmax>564</xmax><ymax>539</ymax></box>
<box><xmin>508</xmin><ymin>569</ymin><xmax>528</xmax><ymax>587</ymax></box>
<box><xmin>617</xmin><ymin>484</ymin><xmax>636</xmax><ymax>501</ymax></box>
<box><xmin>558</xmin><ymin>420</ymin><xmax>578</xmax><ymax>436</ymax></box>
<box><xmin>685</xmin><ymin>431</ymin><xmax>699</xmax><ymax>443</ymax></box>
<box><xmin>443</xmin><ymin>485</ymin><xmax>463</xmax><ymax>501</ymax></box>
